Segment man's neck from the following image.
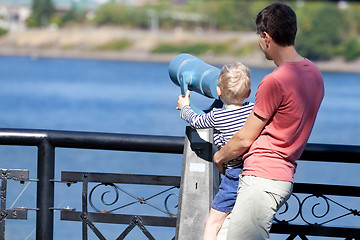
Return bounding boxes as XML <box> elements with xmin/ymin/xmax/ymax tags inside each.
<box><xmin>272</xmin><ymin>45</ymin><xmax>303</xmax><ymax>66</ymax></box>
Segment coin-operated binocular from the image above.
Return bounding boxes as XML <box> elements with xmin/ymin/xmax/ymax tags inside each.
<box><xmin>169</xmin><ymin>53</ymin><xmax>223</xmax><ymax>114</ymax></box>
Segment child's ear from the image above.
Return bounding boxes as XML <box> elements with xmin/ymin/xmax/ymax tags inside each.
<box><xmin>216</xmin><ymin>86</ymin><xmax>222</xmax><ymax>97</ymax></box>
<box><xmin>246</xmin><ymin>89</ymin><xmax>251</xmax><ymax>98</ymax></box>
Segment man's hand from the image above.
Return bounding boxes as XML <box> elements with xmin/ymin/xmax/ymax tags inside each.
<box><xmin>214</xmin><ymin>151</ymin><xmax>225</xmax><ymax>175</ymax></box>
<box><xmin>176</xmin><ymin>90</ymin><xmax>190</xmax><ymax>110</ymax></box>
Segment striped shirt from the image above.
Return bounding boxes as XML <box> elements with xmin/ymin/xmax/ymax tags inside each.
<box><xmin>181</xmin><ymin>102</ymin><xmax>254</xmax><ymax>168</ymax></box>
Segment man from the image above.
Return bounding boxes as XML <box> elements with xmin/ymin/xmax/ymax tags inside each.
<box><xmin>214</xmin><ymin>3</ymin><xmax>324</xmax><ymax>240</ymax></box>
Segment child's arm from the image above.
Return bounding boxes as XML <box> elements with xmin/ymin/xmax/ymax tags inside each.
<box><xmin>177</xmin><ymin>91</ymin><xmax>215</xmax><ymax>129</ymax></box>
<box><xmin>176</xmin><ymin>90</ymin><xmax>191</xmax><ymax>110</ymax></box>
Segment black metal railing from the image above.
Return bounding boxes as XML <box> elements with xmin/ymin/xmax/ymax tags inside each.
<box><xmin>60</xmin><ymin>171</ymin><xmax>180</xmax><ymax>239</ymax></box>
<box><xmin>271</xmin><ymin>143</ymin><xmax>360</xmax><ymax>240</ymax></box>
<box><xmin>0</xmin><ymin>128</ymin><xmax>184</xmax><ymax>240</ymax></box>
<box><xmin>0</xmin><ymin>128</ymin><xmax>359</xmax><ymax>240</ymax></box>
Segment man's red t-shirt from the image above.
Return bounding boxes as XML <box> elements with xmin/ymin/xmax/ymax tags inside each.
<box><xmin>243</xmin><ymin>58</ymin><xmax>324</xmax><ymax>182</ymax></box>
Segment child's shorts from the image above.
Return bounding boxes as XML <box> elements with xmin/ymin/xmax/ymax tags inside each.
<box><xmin>211</xmin><ymin>168</ymin><xmax>242</xmax><ymax>213</ymax></box>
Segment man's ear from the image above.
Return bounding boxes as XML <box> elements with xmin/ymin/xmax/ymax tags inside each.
<box><xmin>216</xmin><ymin>86</ymin><xmax>222</xmax><ymax>97</ymax></box>
<box><xmin>264</xmin><ymin>32</ymin><xmax>271</xmax><ymax>47</ymax></box>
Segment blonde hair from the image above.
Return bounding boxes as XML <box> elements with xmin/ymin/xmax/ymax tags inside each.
<box><xmin>218</xmin><ymin>62</ymin><xmax>251</xmax><ymax>105</ymax></box>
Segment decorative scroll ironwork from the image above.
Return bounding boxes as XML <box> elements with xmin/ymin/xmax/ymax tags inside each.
<box><xmin>275</xmin><ymin>193</ymin><xmax>302</xmax><ymax>224</ymax></box>
<box><xmin>164</xmin><ymin>193</ymin><xmax>179</xmax><ymax>217</ymax></box>
<box><xmin>275</xmin><ymin>193</ymin><xmax>360</xmax><ymax>226</ymax></box>
<box><xmin>88</xmin><ymin>183</ymin><xmax>179</xmax><ymax>217</ymax></box>
<box><xmin>61</xmin><ymin>171</ymin><xmax>180</xmax><ymax>240</ymax></box>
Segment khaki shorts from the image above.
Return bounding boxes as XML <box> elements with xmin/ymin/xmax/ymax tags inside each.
<box><xmin>217</xmin><ymin>175</ymin><xmax>293</xmax><ymax>240</ymax></box>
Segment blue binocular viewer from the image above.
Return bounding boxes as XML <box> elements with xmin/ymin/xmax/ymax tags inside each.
<box><xmin>169</xmin><ymin>53</ymin><xmax>223</xmax><ymax>114</ymax></box>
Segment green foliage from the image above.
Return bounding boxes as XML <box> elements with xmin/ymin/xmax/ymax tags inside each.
<box><xmin>0</xmin><ymin>28</ymin><xmax>8</xmax><ymax>37</ymax></box>
<box><xmin>95</xmin><ymin>39</ymin><xmax>132</xmax><ymax>51</ymax></box>
<box><xmin>28</xmin><ymin>0</ymin><xmax>55</xmax><ymax>27</ymax></box>
<box><xmin>343</xmin><ymin>36</ymin><xmax>360</xmax><ymax>61</ymax></box>
<box><xmin>235</xmin><ymin>42</ymin><xmax>259</xmax><ymax>57</ymax></box>
<box><xmin>26</xmin><ymin>13</ymin><xmax>39</xmax><ymax>27</ymax></box>
<box><xmin>59</xmin><ymin>6</ymin><xmax>86</xmax><ymax>27</ymax></box>
<box><xmin>351</xmin><ymin>4</ymin><xmax>360</xmax><ymax>33</ymax></box>
<box><xmin>93</xmin><ymin>1</ymin><xmax>258</xmax><ymax>31</ymax></box>
<box><xmin>61</xmin><ymin>44</ymin><xmax>73</xmax><ymax>50</ymax></box>
<box><xmin>296</xmin><ymin>3</ymin><xmax>350</xmax><ymax>60</ymax></box>
<box><xmin>183</xmin><ymin>43</ymin><xmax>212</xmax><ymax>55</ymax></box>
<box><xmin>152</xmin><ymin>44</ymin><xmax>180</xmax><ymax>53</ymax></box>
<box><xmin>94</xmin><ymin>3</ymin><xmax>129</xmax><ymax>26</ymax></box>
<box><xmin>52</xmin><ymin>1</ymin><xmax>360</xmax><ymax>61</ymax></box>
<box><xmin>206</xmin><ymin>2</ymin><xmax>255</xmax><ymax>31</ymax></box>
<box><xmin>212</xmin><ymin>43</ymin><xmax>228</xmax><ymax>55</ymax></box>
<box><xmin>152</xmin><ymin>42</ymin><xmax>230</xmax><ymax>56</ymax></box>
<box><xmin>295</xmin><ymin>2</ymin><xmax>360</xmax><ymax>62</ymax></box>
<box><xmin>152</xmin><ymin>43</ymin><xmax>210</xmax><ymax>55</ymax></box>
<box><xmin>93</xmin><ymin>3</ymin><xmax>148</xmax><ymax>28</ymax></box>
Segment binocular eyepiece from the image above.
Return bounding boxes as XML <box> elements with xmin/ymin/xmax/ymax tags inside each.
<box><xmin>169</xmin><ymin>53</ymin><xmax>223</xmax><ymax>114</ymax></box>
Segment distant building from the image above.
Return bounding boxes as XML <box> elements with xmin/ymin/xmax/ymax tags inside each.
<box><xmin>0</xmin><ymin>3</ymin><xmax>30</xmax><ymax>31</ymax></box>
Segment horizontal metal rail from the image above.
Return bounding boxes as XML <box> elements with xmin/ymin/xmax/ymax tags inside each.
<box><xmin>0</xmin><ymin>128</ymin><xmax>184</xmax><ymax>153</ymax></box>
<box><xmin>1</xmin><ymin>128</ymin><xmax>360</xmax><ymax>162</ymax></box>
<box><xmin>271</xmin><ymin>224</ymin><xmax>360</xmax><ymax>239</ymax></box>
<box><xmin>299</xmin><ymin>143</ymin><xmax>360</xmax><ymax>163</ymax></box>
<box><xmin>61</xmin><ymin>171</ymin><xmax>181</xmax><ymax>187</ymax></box>
<box><xmin>61</xmin><ymin>211</ymin><xmax>178</xmax><ymax>227</ymax></box>
<box><xmin>294</xmin><ymin>182</ymin><xmax>360</xmax><ymax>197</ymax></box>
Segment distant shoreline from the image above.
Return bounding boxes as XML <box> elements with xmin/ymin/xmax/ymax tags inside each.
<box><xmin>0</xmin><ymin>28</ymin><xmax>359</xmax><ymax>73</ymax></box>
<box><xmin>1</xmin><ymin>48</ymin><xmax>359</xmax><ymax>74</ymax></box>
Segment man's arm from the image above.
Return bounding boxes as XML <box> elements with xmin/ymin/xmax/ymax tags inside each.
<box><xmin>213</xmin><ymin>111</ymin><xmax>268</xmax><ymax>174</ymax></box>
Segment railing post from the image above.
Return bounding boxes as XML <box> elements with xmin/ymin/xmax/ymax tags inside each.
<box><xmin>36</xmin><ymin>139</ymin><xmax>55</xmax><ymax>240</ymax></box>
<box><xmin>0</xmin><ymin>171</ymin><xmax>7</xmax><ymax>240</ymax></box>
<box><xmin>176</xmin><ymin>127</ymin><xmax>219</xmax><ymax>240</ymax></box>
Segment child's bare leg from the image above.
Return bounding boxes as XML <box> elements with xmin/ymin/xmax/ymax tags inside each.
<box><xmin>202</xmin><ymin>208</ymin><xmax>229</xmax><ymax>240</ymax></box>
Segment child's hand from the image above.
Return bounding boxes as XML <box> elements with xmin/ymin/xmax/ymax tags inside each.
<box><xmin>176</xmin><ymin>90</ymin><xmax>190</xmax><ymax>110</ymax></box>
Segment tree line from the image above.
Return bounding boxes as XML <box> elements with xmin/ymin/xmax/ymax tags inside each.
<box><xmin>24</xmin><ymin>0</ymin><xmax>360</xmax><ymax>62</ymax></box>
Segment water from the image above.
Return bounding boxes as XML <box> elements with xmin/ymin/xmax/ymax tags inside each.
<box><xmin>0</xmin><ymin>56</ymin><xmax>359</xmax><ymax>239</ymax></box>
